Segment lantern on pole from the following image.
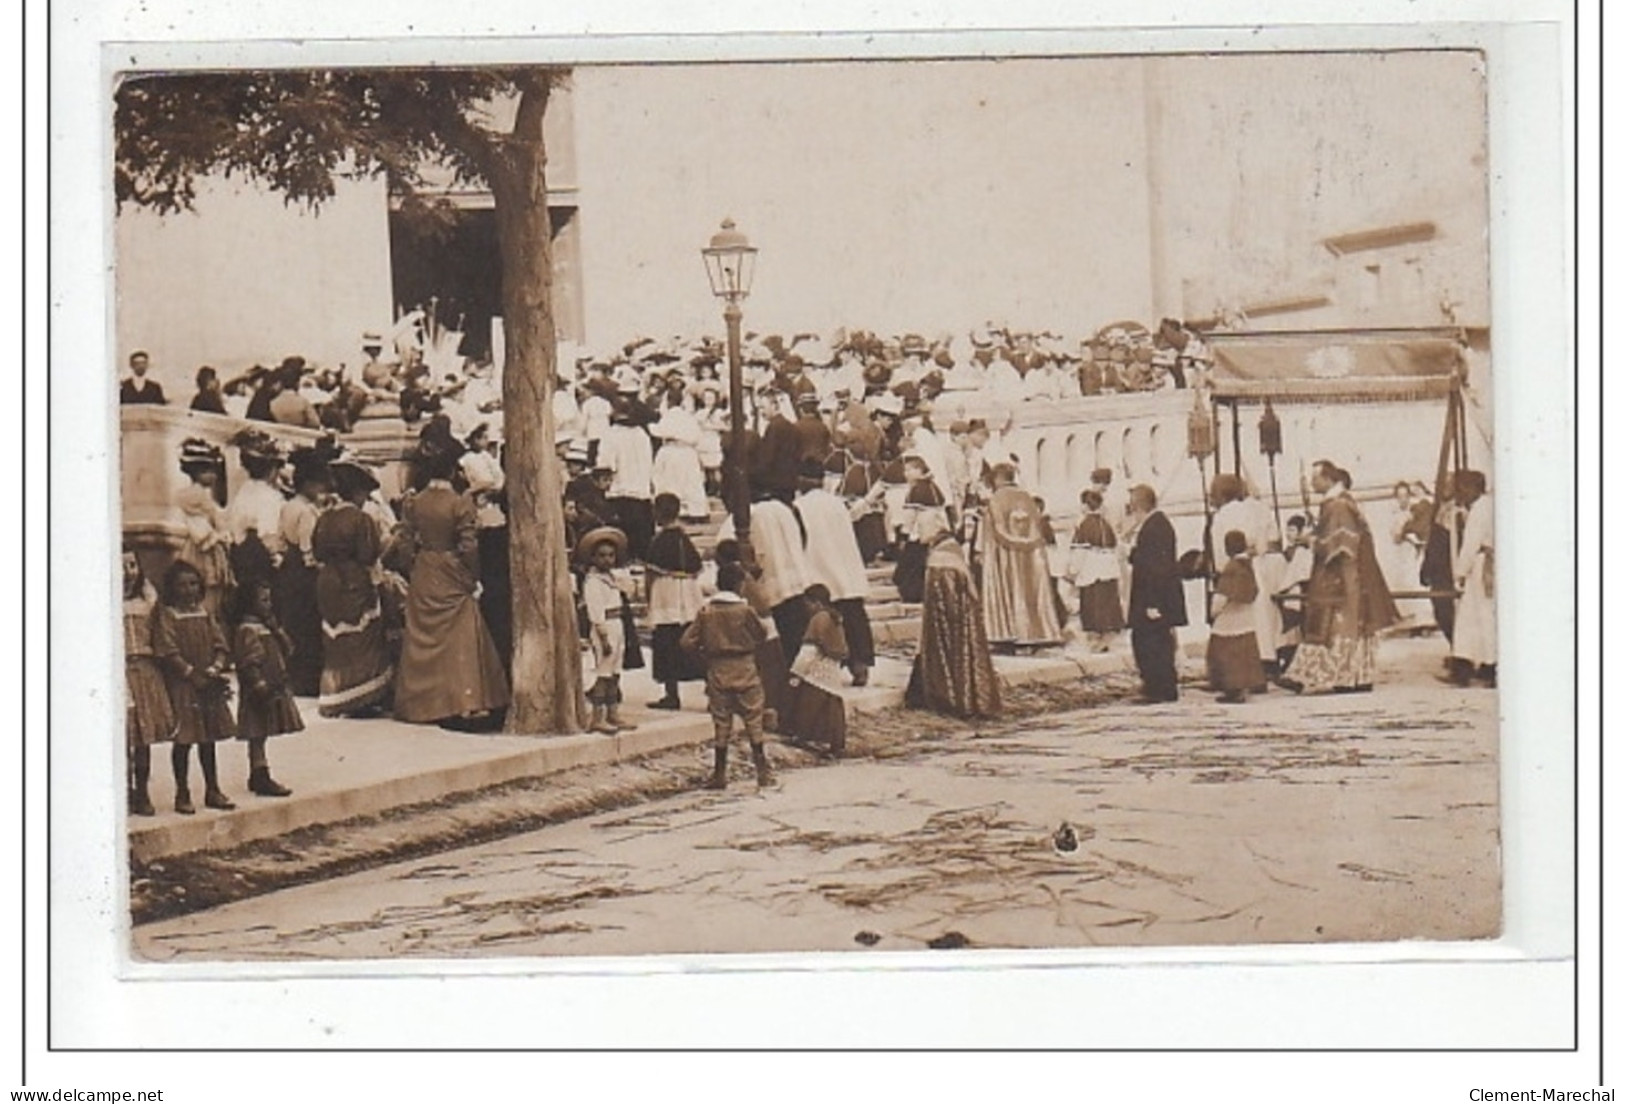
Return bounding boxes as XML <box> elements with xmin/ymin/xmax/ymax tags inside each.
<box><xmin>1258</xmin><ymin>398</ymin><xmax>1284</xmax><ymax>535</ymax></box>
<box><xmin>1187</xmin><ymin>392</ymin><xmax>1217</xmax><ymax>599</ymax></box>
<box><xmin>1186</xmin><ymin>397</ymin><xmax>1216</xmax><ymax>461</ymax></box>
<box><xmin>701</xmin><ymin>218</ymin><xmax>759</xmax><ymax>546</ymax></box>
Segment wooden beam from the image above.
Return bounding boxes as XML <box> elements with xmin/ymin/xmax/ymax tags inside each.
<box><xmin>1321</xmin><ymin>221</ymin><xmax>1437</xmax><ymax>257</ymax></box>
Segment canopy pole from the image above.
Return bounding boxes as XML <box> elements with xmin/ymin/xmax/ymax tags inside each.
<box><xmin>1197</xmin><ymin>453</ymin><xmax>1214</xmax><ymax>624</ymax></box>
<box><xmin>1230</xmin><ymin>399</ymin><xmax>1243</xmax><ymax>477</ymax></box>
<box><xmin>1432</xmin><ymin>384</ymin><xmax>1459</xmax><ymax>504</ymax></box>
<box><xmin>1457</xmin><ymin>387</ymin><xmax>1469</xmax><ymax>470</ymax></box>
<box><xmin>1267</xmin><ymin>457</ymin><xmax>1282</xmax><ymax>537</ymax></box>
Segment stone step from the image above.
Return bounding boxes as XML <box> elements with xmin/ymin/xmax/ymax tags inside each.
<box><xmin>864</xmin><ymin>601</ymin><xmax>921</xmax><ymax>623</ymax></box>
<box><xmin>871</xmin><ymin>617</ymin><xmax>922</xmax><ymax>649</ymax></box>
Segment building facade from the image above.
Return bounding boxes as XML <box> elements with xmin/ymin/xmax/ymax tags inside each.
<box><xmin>114</xmin><ymin>52</ymin><xmax>1489</xmax><ymax>394</ymax></box>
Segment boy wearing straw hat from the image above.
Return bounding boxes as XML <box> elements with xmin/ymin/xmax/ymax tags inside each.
<box><xmin>577</xmin><ymin>526</ymin><xmax>638</xmax><ymax>734</ymax></box>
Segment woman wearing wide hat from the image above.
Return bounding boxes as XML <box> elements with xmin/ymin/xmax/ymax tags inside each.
<box><xmin>393</xmin><ymin>438</ymin><xmax>510</xmax><ymax>730</ymax></box>
<box><xmin>311</xmin><ymin>457</ymin><xmax>394</xmax><ymax>718</ymax></box>
<box><xmin>225</xmin><ymin>428</ymin><xmax>288</xmax><ymax>599</ymax></box>
<box><xmin>174</xmin><ymin>437</ymin><xmax>235</xmax><ymax>622</ymax></box>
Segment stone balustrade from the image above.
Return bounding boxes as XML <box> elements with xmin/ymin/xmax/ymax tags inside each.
<box><xmin>120</xmin><ymin>406</ymin><xmax>418</xmax><ymax>559</ymax></box>
<box><xmin>123</xmin><ymin>387</ymin><xmax>1451</xmax><ymax>586</ymax></box>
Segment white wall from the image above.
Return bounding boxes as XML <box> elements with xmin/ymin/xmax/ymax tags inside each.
<box><xmin>114</xmin><ymin>173</ymin><xmax>395</xmax><ymax>395</ymax></box>
<box><xmin>1146</xmin><ymin>51</ymin><xmax>1490</xmax><ymax>329</ymax></box>
<box><xmin>112</xmin><ymin>53</ymin><xmax>1491</xmax><ymax>380</ymax></box>
<box><xmin>570</xmin><ymin>58</ymin><xmax>1158</xmax><ymax>346</ymax></box>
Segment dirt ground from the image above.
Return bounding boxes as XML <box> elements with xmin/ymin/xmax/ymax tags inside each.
<box><xmin>133</xmin><ymin>649</ymin><xmax>1499</xmax><ymax>960</ymax></box>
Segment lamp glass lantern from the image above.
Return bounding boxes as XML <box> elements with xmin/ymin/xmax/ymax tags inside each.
<box><xmin>702</xmin><ymin>218</ymin><xmax>758</xmax><ymax>302</ymax></box>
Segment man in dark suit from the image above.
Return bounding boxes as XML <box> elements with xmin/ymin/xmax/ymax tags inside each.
<box><xmin>1127</xmin><ymin>483</ymin><xmax>1187</xmax><ymax>702</ymax></box>
<box><xmin>791</xmin><ymin>388</ymin><xmax>833</xmax><ymax>469</ymax></box>
<box><xmin>751</xmin><ymin>391</ymin><xmax>802</xmax><ymax>503</ymax></box>
<box><xmin>119</xmin><ymin>351</ymin><xmax>167</xmax><ymax>405</ymax></box>
<box><xmin>1419</xmin><ymin>473</ymin><xmax>1464</xmax><ymax>646</ymax></box>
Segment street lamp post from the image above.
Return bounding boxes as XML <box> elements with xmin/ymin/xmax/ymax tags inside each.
<box><xmin>701</xmin><ymin>218</ymin><xmax>759</xmax><ymax>546</ymax></box>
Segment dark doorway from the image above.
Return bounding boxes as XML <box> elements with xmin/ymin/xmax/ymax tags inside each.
<box><xmin>389</xmin><ymin>206</ymin><xmax>502</xmax><ymax>362</ymax></box>
<box><xmin>389</xmin><ymin>204</ymin><xmax>584</xmax><ymax>360</ymax></box>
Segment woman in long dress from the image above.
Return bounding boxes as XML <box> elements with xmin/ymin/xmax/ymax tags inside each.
<box><xmin>311</xmin><ymin>460</ymin><xmax>394</xmax><ymax>717</ymax></box>
<box><xmin>893</xmin><ymin>456</ymin><xmax>947</xmax><ymax>604</ymax></box>
<box><xmin>978</xmin><ymin>464</ymin><xmax>1064</xmax><ymax>649</ymax></box>
<box><xmin>906</xmin><ymin>512</ymin><xmax>1002</xmax><ymax>719</ymax></box>
<box><xmin>393</xmin><ymin>444</ymin><xmax>510</xmax><ymax>728</ymax></box>
<box><xmin>650</xmin><ymin>396</ymin><xmax>711</xmax><ymax>521</ymax></box>
<box><xmin>1380</xmin><ymin>482</ymin><xmax>1429</xmax><ymax>624</ymax></box>
<box><xmin>274</xmin><ymin>450</ymin><xmax>331</xmax><ymax>697</ymax></box>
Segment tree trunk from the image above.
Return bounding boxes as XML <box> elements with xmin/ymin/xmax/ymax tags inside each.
<box><xmin>490</xmin><ymin>75</ymin><xmax>587</xmax><ymax>734</ymax></box>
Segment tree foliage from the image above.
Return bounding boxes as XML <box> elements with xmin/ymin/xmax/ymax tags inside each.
<box><xmin>114</xmin><ymin>67</ymin><xmax>563</xmax><ymax>213</ymax></box>
<box><xmin>115</xmin><ymin>66</ymin><xmax>587</xmax><ymax>735</ymax></box>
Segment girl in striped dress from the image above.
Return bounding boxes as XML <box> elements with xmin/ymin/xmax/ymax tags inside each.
<box><xmin>153</xmin><ymin>561</ymin><xmax>238</xmax><ymax>814</ymax></box>
<box><xmin>123</xmin><ymin>549</ymin><xmax>174</xmax><ymax>818</ymax></box>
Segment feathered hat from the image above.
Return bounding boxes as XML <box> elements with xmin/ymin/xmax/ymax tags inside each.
<box><xmin>178</xmin><ymin>437</ymin><xmax>223</xmax><ymax>475</ymax></box>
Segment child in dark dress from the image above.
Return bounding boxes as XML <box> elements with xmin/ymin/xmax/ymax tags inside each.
<box><xmin>234</xmin><ymin>579</ymin><xmax>301</xmax><ymax>797</ymax></box>
<box><xmin>1208</xmin><ymin>530</ymin><xmax>1267</xmax><ymax>704</ymax></box>
<box><xmin>644</xmin><ymin>493</ymin><xmax>705</xmax><ymax>710</ymax></box>
<box><xmin>784</xmin><ymin>584</ymin><xmax>850</xmax><ymax>754</ymax></box>
<box><xmin>152</xmin><ymin>561</ymin><xmax>238</xmax><ymax>814</ymax></box>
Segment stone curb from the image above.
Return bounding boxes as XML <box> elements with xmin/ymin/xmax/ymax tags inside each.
<box><xmin>127</xmin><ymin>646</ymin><xmax>1150</xmax><ymax>863</ymax></box>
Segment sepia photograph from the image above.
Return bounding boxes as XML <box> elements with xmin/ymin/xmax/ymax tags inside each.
<box><xmin>105</xmin><ymin>47</ymin><xmax>1507</xmax><ymax>967</ymax></box>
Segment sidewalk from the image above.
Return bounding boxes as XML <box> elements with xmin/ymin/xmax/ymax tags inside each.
<box><xmin>127</xmin><ymin>639</ymin><xmax>1147</xmax><ymax>863</ymax></box>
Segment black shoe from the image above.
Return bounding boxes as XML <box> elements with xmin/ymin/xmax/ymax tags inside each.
<box><xmin>751</xmin><ymin>744</ymin><xmax>778</xmax><ymax>790</ymax></box>
<box><xmin>703</xmin><ymin>747</ymin><xmax>728</xmax><ymax>790</ymax></box>
<box><xmin>203</xmin><ymin>788</ymin><xmax>237</xmax><ymax>811</ymax></box>
<box><xmin>647</xmin><ymin>697</ymin><xmax>682</xmax><ymax>711</ymax></box>
<box><xmin>248</xmin><ymin>767</ymin><xmax>292</xmax><ymax>798</ymax></box>
<box><xmin>1276</xmin><ymin>677</ymin><xmax>1304</xmax><ymax>694</ymax></box>
<box><xmin>129</xmin><ymin>790</ymin><xmax>156</xmax><ymax>817</ymax></box>
<box><xmin>439</xmin><ymin>710</ymin><xmax>504</xmax><ymax>733</ymax></box>
<box><xmin>174</xmin><ymin>791</ymin><xmax>196</xmax><ymax>816</ymax></box>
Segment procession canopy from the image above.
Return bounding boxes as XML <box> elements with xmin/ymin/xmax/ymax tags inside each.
<box><xmin>1204</xmin><ymin>328</ymin><xmax>1465</xmax><ymax>405</ymax></box>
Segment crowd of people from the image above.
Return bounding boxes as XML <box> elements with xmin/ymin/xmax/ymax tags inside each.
<box><xmin>121</xmin><ymin>314</ymin><xmax>1496</xmax><ymax>810</ymax></box>
<box><xmin>118</xmin><ymin>316</ymin><xmax>1213</xmax><ymax>442</ymax></box>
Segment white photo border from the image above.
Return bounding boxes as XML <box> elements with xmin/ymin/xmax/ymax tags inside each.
<box><xmin>39</xmin><ymin>0</ymin><xmax>1589</xmax><ymax>1084</ymax></box>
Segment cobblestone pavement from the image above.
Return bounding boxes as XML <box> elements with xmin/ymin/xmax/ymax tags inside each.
<box><xmin>134</xmin><ymin>643</ymin><xmax>1498</xmax><ymax>961</ymax></box>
